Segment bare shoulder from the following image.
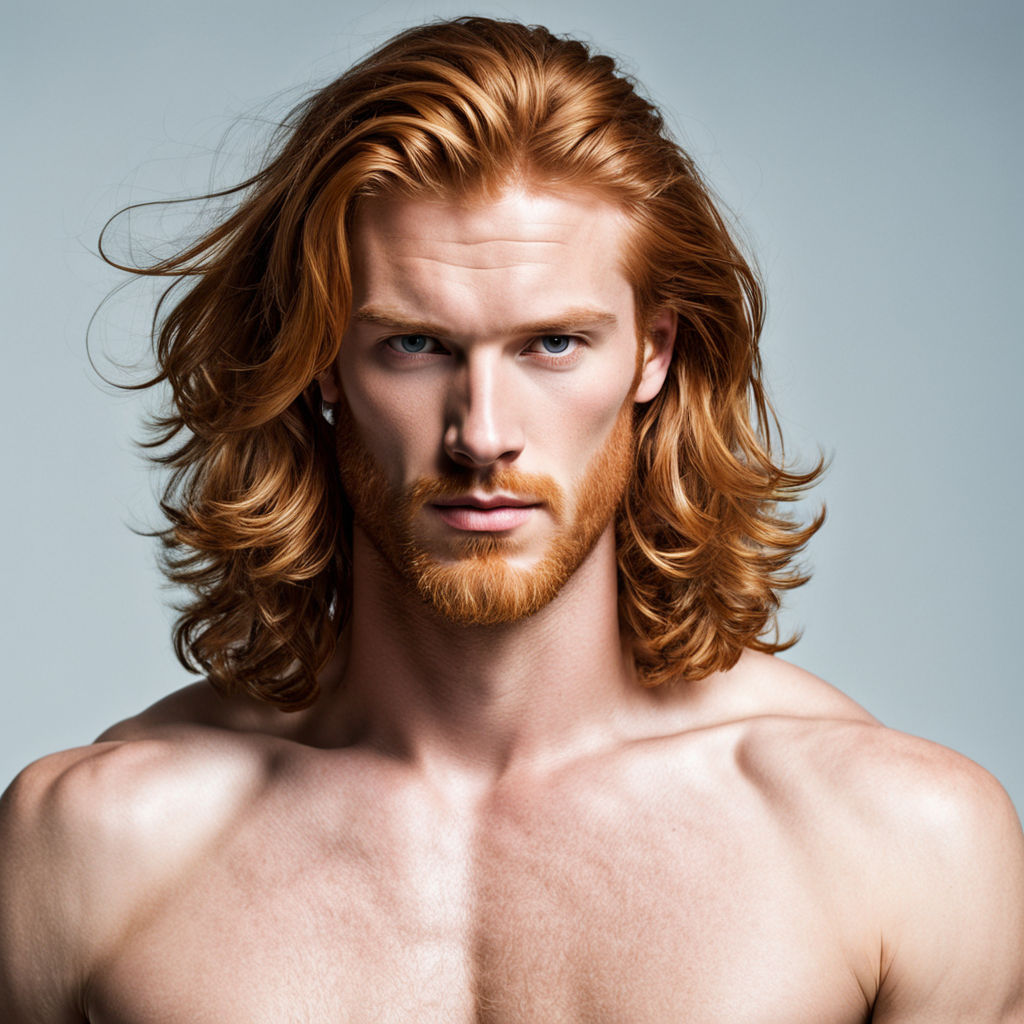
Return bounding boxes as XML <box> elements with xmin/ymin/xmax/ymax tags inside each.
<box><xmin>739</xmin><ymin>698</ymin><xmax>1022</xmax><ymax>850</ymax></box>
<box><xmin>710</xmin><ymin>649</ymin><xmax>880</xmax><ymax>726</ymax></box>
<box><xmin>724</xmin><ymin>655</ymin><xmax>1024</xmax><ymax>1019</ymax></box>
<box><xmin>814</xmin><ymin>726</ymin><xmax>1024</xmax><ymax>1019</ymax></box>
<box><xmin>728</xmin><ymin>654</ymin><xmax>1022</xmax><ymax>854</ymax></box>
<box><xmin>95</xmin><ymin>639</ymin><xmax>349</xmax><ymax>743</ymax></box>
<box><xmin>1</xmin><ymin>728</ymin><xmax>274</xmax><ymax>888</ymax></box>
<box><xmin>95</xmin><ymin>679</ymin><xmax>310</xmax><ymax>743</ymax></box>
<box><xmin>0</xmin><ymin>731</ymin><xmax>272</xmax><ymax>1021</ymax></box>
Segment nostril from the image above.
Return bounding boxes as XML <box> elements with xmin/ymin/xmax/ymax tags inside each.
<box><xmin>444</xmin><ymin>428</ymin><xmax>521</xmax><ymax>469</ymax></box>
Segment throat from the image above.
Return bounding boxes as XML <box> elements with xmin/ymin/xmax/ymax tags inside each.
<box><xmin>321</xmin><ymin>526</ymin><xmax>636</xmax><ymax>774</ymax></box>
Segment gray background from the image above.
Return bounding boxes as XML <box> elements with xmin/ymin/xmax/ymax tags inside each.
<box><xmin>3</xmin><ymin>0</ymin><xmax>1021</xmax><ymax>811</ymax></box>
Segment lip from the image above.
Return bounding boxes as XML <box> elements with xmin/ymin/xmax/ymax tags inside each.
<box><xmin>431</xmin><ymin>493</ymin><xmax>539</xmax><ymax>510</ymax></box>
<box><xmin>430</xmin><ymin>494</ymin><xmax>540</xmax><ymax>532</ymax></box>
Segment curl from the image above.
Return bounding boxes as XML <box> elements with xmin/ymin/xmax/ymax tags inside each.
<box><xmin>104</xmin><ymin>16</ymin><xmax>823</xmax><ymax>705</ymax></box>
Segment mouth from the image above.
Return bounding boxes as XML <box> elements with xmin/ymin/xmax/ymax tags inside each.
<box><xmin>430</xmin><ymin>494</ymin><xmax>541</xmax><ymax>532</ymax></box>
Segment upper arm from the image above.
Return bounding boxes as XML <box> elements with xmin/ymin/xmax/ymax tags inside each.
<box><xmin>0</xmin><ymin>755</ymin><xmax>94</xmax><ymax>1023</ymax></box>
<box><xmin>2</xmin><ymin>733</ymin><xmax>269</xmax><ymax>1023</ymax></box>
<box><xmin>871</xmin><ymin>753</ymin><xmax>1024</xmax><ymax>1022</ymax></box>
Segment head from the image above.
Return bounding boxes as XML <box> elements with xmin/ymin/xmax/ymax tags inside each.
<box><xmin>317</xmin><ymin>185</ymin><xmax>674</xmax><ymax>626</ymax></box>
<box><xmin>119</xmin><ymin>17</ymin><xmax>822</xmax><ymax>707</ymax></box>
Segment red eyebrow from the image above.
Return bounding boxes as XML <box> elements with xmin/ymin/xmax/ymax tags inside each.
<box><xmin>351</xmin><ymin>305</ymin><xmax>618</xmax><ymax>336</ymax></box>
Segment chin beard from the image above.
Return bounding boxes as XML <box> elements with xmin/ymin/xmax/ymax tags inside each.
<box><xmin>335</xmin><ymin>402</ymin><xmax>635</xmax><ymax>626</ymax></box>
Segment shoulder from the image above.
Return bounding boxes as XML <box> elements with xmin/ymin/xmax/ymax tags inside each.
<box><xmin>659</xmin><ymin>650</ymin><xmax>878</xmax><ymax>740</ymax></box>
<box><xmin>719</xmin><ymin>650</ymin><xmax>879</xmax><ymax>724</ymax></box>
<box><xmin>0</xmin><ymin>732</ymin><xmax>272</xmax><ymax>1020</ymax></box>
<box><xmin>853</xmin><ymin>729</ymin><xmax>1024</xmax><ymax>1016</ymax></box>
<box><xmin>728</xmin><ymin>655</ymin><xmax>1022</xmax><ymax>865</ymax></box>
<box><xmin>728</xmin><ymin>655</ymin><xmax>1019</xmax><ymax>831</ymax></box>
<box><xmin>726</xmin><ymin>659</ymin><xmax>1024</xmax><ymax>1017</ymax></box>
<box><xmin>2</xmin><ymin>729</ymin><xmax>274</xmax><ymax>882</ymax></box>
<box><xmin>96</xmin><ymin>680</ymin><xmax>274</xmax><ymax>741</ymax></box>
<box><xmin>838</xmin><ymin>729</ymin><xmax>1024</xmax><ymax>1018</ymax></box>
<box><xmin>95</xmin><ymin>679</ymin><xmax>325</xmax><ymax>744</ymax></box>
<box><xmin>737</xmin><ymin>699</ymin><xmax>1021</xmax><ymax>852</ymax></box>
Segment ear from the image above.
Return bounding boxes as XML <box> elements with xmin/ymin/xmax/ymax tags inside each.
<box><xmin>316</xmin><ymin>361</ymin><xmax>342</xmax><ymax>404</ymax></box>
<box><xmin>633</xmin><ymin>307</ymin><xmax>676</xmax><ymax>404</ymax></box>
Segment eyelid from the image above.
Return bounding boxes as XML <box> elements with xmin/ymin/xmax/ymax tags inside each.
<box><xmin>380</xmin><ymin>331</ymin><xmax>585</xmax><ymax>363</ymax></box>
<box><xmin>523</xmin><ymin>334</ymin><xmax>585</xmax><ymax>359</ymax></box>
<box><xmin>384</xmin><ymin>334</ymin><xmax>449</xmax><ymax>356</ymax></box>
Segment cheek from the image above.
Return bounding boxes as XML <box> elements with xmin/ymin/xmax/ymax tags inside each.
<box><xmin>537</xmin><ymin>356</ymin><xmax>638</xmax><ymax>466</ymax></box>
<box><xmin>338</xmin><ymin>366</ymin><xmax>441</xmax><ymax>481</ymax></box>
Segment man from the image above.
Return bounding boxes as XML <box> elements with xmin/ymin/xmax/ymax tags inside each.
<box><xmin>2</xmin><ymin>16</ymin><xmax>1022</xmax><ymax>1022</ymax></box>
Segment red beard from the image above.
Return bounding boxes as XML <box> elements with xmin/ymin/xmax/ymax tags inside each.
<box><xmin>335</xmin><ymin>400</ymin><xmax>635</xmax><ymax>626</ymax></box>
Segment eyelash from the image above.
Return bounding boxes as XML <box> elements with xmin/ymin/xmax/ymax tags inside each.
<box><xmin>383</xmin><ymin>334</ymin><xmax>584</xmax><ymax>363</ymax></box>
<box><xmin>386</xmin><ymin>334</ymin><xmax>442</xmax><ymax>356</ymax></box>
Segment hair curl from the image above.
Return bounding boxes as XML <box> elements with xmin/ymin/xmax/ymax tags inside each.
<box><xmin>103</xmin><ymin>16</ymin><xmax>824</xmax><ymax>707</ymax></box>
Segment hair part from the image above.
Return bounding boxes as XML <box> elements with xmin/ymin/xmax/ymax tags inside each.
<box><xmin>102</xmin><ymin>16</ymin><xmax>824</xmax><ymax>707</ymax></box>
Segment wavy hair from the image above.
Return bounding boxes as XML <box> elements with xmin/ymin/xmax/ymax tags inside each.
<box><xmin>104</xmin><ymin>16</ymin><xmax>824</xmax><ymax>707</ymax></box>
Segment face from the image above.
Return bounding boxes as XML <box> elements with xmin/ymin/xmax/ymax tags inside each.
<box><xmin>321</xmin><ymin>185</ymin><xmax>674</xmax><ymax>624</ymax></box>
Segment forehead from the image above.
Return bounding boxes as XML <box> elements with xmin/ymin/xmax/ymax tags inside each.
<box><xmin>346</xmin><ymin>187</ymin><xmax>635</xmax><ymax>329</ymax></box>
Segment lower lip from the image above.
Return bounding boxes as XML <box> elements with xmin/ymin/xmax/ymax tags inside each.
<box><xmin>433</xmin><ymin>505</ymin><xmax>536</xmax><ymax>532</ymax></box>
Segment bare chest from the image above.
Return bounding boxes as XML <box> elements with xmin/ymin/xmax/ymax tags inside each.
<box><xmin>87</xmin><ymin>762</ymin><xmax>873</xmax><ymax>1024</ymax></box>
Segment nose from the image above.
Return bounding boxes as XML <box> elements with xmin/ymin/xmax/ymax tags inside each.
<box><xmin>443</xmin><ymin>354</ymin><xmax>524</xmax><ymax>470</ymax></box>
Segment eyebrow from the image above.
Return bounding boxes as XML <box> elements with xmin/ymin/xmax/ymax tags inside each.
<box><xmin>351</xmin><ymin>305</ymin><xmax>618</xmax><ymax>336</ymax></box>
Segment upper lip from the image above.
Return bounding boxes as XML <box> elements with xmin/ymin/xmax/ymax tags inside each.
<box><xmin>431</xmin><ymin>494</ymin><xmax>539</xmax><ymax>509</ymax></box>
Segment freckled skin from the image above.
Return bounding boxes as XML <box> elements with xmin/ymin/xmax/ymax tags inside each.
<box><xmin>1</xmin><ymin>188</ymin><xmax>1022</xmax><ymax>1023</ymax></box>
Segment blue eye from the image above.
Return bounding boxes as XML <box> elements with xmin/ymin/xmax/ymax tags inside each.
<box><xmin>389</xmin><ymin>334</ymin><xmax>435</xmax><ymax>354</ymax></box>
<box><xmin>538</xmin><ymin>335</ymin><xmax>573</xmax><ymax>354</ymax></box>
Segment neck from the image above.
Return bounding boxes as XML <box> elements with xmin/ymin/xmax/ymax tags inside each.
<box><xmin>313</xmin><ymin>525</ymin><xmax>651</xmax><ymax>783</ymax></box>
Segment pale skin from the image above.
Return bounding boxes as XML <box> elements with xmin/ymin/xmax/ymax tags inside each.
<box><xmin>2</xmin><ymin>186</ymin><xmax>1023</xmax><ymax>1023</ymax></box>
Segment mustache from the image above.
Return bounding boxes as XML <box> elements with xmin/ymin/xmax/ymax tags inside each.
<box><xmin>403</xmin><ymin>469</ymin><xmax>567</xmax><ymax>523</ymax></box>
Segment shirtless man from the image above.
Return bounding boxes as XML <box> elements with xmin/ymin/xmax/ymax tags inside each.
<box><xmin>2</xmin><ymin>17</ymin><xmax>1022</xmax><ymax>1023</ymax></box>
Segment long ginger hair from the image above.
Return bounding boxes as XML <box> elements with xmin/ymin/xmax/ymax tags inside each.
<box><xmin>105</xmin><ymin>17</ymin><xmax>824</xmax><ymax>708</ymax></box>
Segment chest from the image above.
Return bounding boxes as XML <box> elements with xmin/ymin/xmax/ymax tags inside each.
<box><xmin>86</xmin><ymin>770</ymin><xmax>873</xmax><ymax>1023</ymax></box>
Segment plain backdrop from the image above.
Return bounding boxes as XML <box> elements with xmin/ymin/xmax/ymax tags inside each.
<box><xmin>3</xmin><ymin>0</ymin><xmax>1021</xmax><ymax>813</ymax></box>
